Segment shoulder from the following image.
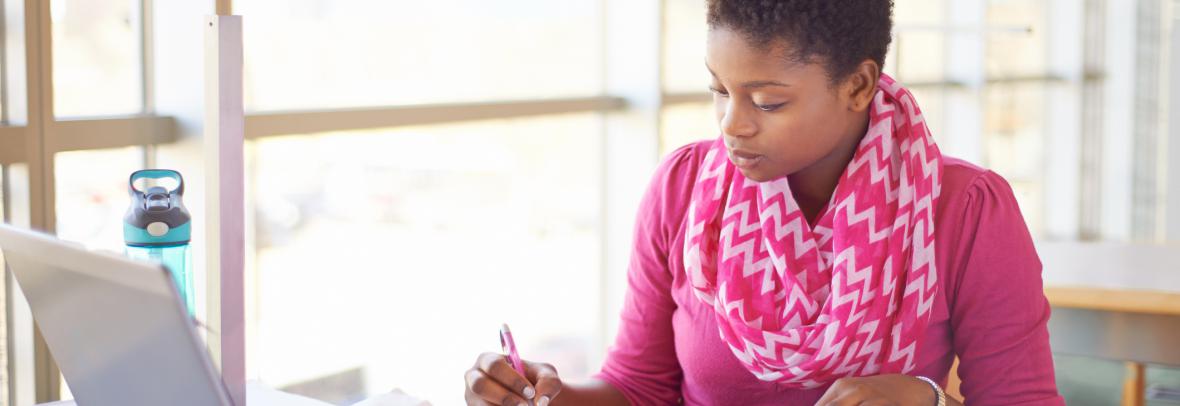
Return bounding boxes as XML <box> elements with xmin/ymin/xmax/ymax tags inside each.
<box><xmin>656</xmin><ymin>139</ymin><xmax>714</xmax><ymax>180</ymax></box>
<box><xmin>644</xmin><ymin>139</ymin><xmax>714</xmax><ymax>208</ymax></box>
<box><xmin>634</xmin><ymin>140</ymin><xmax>714</xmax><ymax>244</ymax></box>
<box><xmin>937</xmin><ymin>156</ymin><xmax>1021</xmax><ymax>221</ymax></box>
<box><xmin>936</xmin><ymin>156</ymin><xmax>1041</xmax><ymax>302</ymax></box>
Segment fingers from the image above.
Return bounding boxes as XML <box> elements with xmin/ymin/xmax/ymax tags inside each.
<box><xmin>477</xmin><ymin>352</ymin><xmax>537</xmax><ymax>399</ymax></box>
<box><xmin>468</xmin><ymin>352</ymin><xmax>537</xmax><ymax>405</ymax></box>
<box><xmin>524</xmin><ymin>360</ymin><xmax>562</xmax><ymax>406</ymax></box>
<box><xmin>463</xmin><ymin>386</ymin><xmax>492</xmax><ymax>406</ymax></box>
<box><xmin>466</xmin><ymin>367</ymin><xmax>529</xmax><ymax>406</ymax></box>
<box><xmin>816</xmin><ymin>378</ymin><xmax>867</xmax><ymax>406</ymax></box>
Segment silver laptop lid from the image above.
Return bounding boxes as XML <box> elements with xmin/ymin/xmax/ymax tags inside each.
<box><xmin>0</xmin><ymin>224</ymin><xmax>232</xmax><ymax>406</ymax></box>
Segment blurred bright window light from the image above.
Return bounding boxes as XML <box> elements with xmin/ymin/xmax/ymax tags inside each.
<box><xmin>247</xmin><ymin>114</ymin><xmax>603</xmax><ymax>403</ymax></box>
<box><xmin>237</xmin><ymin>0</ymin><xmax>603</xmax><ymax>111</ymax></box>
<box><xmin>51</xmin><ymin>0</ymin><xmax>142</xmax><ymax>117</ymax></box>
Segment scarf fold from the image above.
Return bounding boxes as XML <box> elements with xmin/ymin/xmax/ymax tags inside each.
<box><xmin>683</xmin><ymin>74</ymin><xmax>943</xmax><ymax>388</ymax></box>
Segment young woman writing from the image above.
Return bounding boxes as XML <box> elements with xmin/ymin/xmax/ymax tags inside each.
<box><xmin>465</xmin><ymin>1</ymin><xmax>1064</xmax><ymax>404</ymax></box>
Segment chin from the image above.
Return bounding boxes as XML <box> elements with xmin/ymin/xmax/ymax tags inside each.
<box><xmin>737</xmin><ymin>168</ymin><xmax>775</xmax><ymax>183</ymax></box>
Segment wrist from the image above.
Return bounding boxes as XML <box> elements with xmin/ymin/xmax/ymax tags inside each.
<box><xmin>915</xmin><ymin>376</ymin><xmax>947</xmax><ymax>406</ymax></box>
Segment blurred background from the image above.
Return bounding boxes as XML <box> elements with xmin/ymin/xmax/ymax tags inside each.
<box><xmin>1</xmin><ymin>0</ymin><xmax>1178</xmax><ymax>405</ymax></box>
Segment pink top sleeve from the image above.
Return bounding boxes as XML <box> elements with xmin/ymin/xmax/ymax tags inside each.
<box><xmin>593</xmin><ymin>144</ymin><xmax>701</xmax><ymax>405</ymax></box>
<box><xmin>942</xmin><ymin>171</ymin><xmax>1064</xmax><ymax>405</ymax></box>
<box><xmin>594</xmin><ymin>141</ymin><xmax>1064</xmax><ymax>405</ymax></box>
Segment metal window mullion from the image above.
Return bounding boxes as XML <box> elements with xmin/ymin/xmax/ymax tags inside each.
<box><xmin>1</xmin><ymin>0</ymin><xmax>8</xmax><ymax>126</ymax></box>
<box><xmin>14</xmin><ymin>100</ymin><xmax>630</xmax><ymax>164</ymax></box>
<box><xmin>53</xmin><ymin>115</ymin><xmax>176</xmax><ymax>151</ymax></box>
<box><xmin>1</xmin><ymin>162</ymin><xmax>7</xmax><ymax>406</ymax></box>
<box><xmin>216</xmin><ymin>0</ymin><xmax>232</xmax><ymax>16</ymax></box>
<box><xmin>1132</xmin><ymin>0</ymin><xmax>1164</xmax><ymax>242</ymax></box>
<box><xmin>23</xmin><ymin>0</ymin><xmax>59</xmax><ymax>402</ymax></box>
<box><xmin>243</xmin><ymin>97</ymin><xmax>625</xmax><ymax>139</ymax></box>
<box><xmin>1079</xmin><ymin>0</ymin><xmax>1107</xmax><ymax>240</ymax></box>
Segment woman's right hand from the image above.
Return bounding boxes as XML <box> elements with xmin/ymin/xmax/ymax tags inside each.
<box><xmin>465</xmin><ymin>352</ymin><xmax>563</xmax><ymax>406</ymax></box>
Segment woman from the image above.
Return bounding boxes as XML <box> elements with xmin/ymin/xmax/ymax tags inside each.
<box><xmin>464</xmin><ymin>1</ymin><xmax>1064</xmax><ymax>404</ymax></box>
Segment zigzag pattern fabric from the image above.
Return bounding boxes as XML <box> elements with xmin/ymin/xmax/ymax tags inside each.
<box><xmin>683</xmin><ymin>74</ymin><xmax>943</xmax><ymax>388</ymax></box>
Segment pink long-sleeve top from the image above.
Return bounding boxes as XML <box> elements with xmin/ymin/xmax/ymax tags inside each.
<box><xmin>595</xmin><ymin>140</ymin><xmax>1065</xmax><ymax>405</ymax></box>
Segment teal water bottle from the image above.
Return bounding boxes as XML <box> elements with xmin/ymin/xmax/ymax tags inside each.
<box><xmin>124</xmin><ymin>169</ymin><xmax>195</xmax><ymax>314</ymax></box>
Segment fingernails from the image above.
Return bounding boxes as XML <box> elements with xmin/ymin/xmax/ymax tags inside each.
<box><xmin>523</xmin><ymin>386</ymin><xmax>535</xmax><ymax>399</ymax></box>
<box><xmin>538</xmin><ymin>396</ymin><xmax>551</xmax><ymax>406</ymax></box>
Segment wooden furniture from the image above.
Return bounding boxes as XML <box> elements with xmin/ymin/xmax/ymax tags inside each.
<box><xmin>1039</xmin><ymin>242</ymin><xmax>1180</xmax><ymax>406</ymax></box>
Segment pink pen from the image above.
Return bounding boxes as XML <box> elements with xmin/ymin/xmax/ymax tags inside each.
<box><xmin>499</xmin><ymin>323</ymin><xmax>528</xmax><ymax>378</ymax></box>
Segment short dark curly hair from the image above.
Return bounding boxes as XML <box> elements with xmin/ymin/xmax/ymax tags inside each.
<box><xmin>706</xmin><ymin>0</ymin><xmax>894</xmax><ymax>84</ymax></box>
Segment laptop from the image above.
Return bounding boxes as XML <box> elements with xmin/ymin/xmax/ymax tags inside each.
<box><xmin>0</xmin><ymin>224</ymin><xmax>233</xmax><ymax>406</ymax></box>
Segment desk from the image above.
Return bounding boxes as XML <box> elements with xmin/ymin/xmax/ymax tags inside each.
<box><xmin>1039</xmin><ymin>241</ymin><xmax>1180</xmax><ymax>364</ymax></box>
<box><xmin>1038</xmin><ymin>241</ymin><xmax>1180</xmax><ymax>406</ymax></box>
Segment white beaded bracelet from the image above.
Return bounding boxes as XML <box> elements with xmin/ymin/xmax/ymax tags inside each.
<box><xmin>916</xmin><ymin>376</ymin><xmax>947</xmax><ymax>406</ymax></box>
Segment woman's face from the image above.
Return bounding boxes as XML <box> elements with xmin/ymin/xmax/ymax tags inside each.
<box><xmin>706</xmin><ymin>27</ymin><xmax>869</xmax><ymax>182</ymax></box>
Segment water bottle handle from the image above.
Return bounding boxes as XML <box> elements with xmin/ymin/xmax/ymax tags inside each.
<box><xmin>129</xmin><ymin>169</ymin><xmax>184</xmax><ymax>195</ymax></box>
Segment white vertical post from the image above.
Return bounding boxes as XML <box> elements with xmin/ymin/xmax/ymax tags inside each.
<box><xmin>1045</xmin><ymin>0</ymin><xmax>1085</xmax><ymax>240</ymax></box>
<box><xmin>598</xmin><ymin>0</ymin><xmax>663</xmax><ymax>366</ymax></box>
<box><xmin>205</xmin><ymin>14</ymin><xmax>246</xmax><ymax>406</ymax></box>
<box><xmin>1102</xmin><ymin>0</ymin><xmax>1137</xmax><ymax>240</ymax></box>
<box><xmin>1168</xmin><ymin>10</ymin><xmax>1180</xmax><ymax>241</ymax></box>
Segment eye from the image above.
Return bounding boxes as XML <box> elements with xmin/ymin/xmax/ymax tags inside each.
<box><xmin>755</xmin><ymin>103</ymin><xmax>784</xmax><ymax>112</ymax></box>
<box><xmin>708</xmin><ymin>86</ymin><xmax>729</xmax><ymax>97</ymax></box>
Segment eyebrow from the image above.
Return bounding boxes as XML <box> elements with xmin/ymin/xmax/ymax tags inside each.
<box><xmin>706</xmin><ymin>64</ymin><xmax>792</xmax><ymax>89</ymax></box>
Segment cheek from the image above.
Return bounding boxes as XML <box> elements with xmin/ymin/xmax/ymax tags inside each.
<box><xmin>764</xmin><ymin>105</ymin><xmax>848</xmax><ymax>160</ymax></box>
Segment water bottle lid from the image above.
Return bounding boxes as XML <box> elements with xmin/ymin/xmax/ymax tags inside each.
<box><xmin>125</xmin><ymin>169</ymin><xmax>191</xmax><ymax>246</ymax></box>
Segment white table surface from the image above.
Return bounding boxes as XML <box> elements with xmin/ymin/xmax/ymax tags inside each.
<box><xmin>37</xmin><ymin>382</ymin><xmax>333</xmax><ymax>406</ymax></box>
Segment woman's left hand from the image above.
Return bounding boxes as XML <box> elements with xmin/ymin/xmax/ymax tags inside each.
<box><xmin>814</xmin><ymin>374</ymin><xmax>940</xmax><ymax>406</ymax></box>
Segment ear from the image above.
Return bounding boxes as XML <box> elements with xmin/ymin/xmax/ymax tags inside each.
<box><xmin>842</xmin><ymin>60</ymin><xmax>881</xmax><ymax>112</ymax></box>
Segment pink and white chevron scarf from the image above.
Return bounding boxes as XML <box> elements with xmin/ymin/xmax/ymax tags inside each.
<box><xmin>683</xmin><ymin>74</ymin><xmax>942</xmax><ymax>388</ymax></box>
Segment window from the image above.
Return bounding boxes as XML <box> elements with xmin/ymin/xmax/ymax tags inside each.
<box><xmin>238</xmin><ymin>0</ymin><xmax>603</xmax><ymax>111</ymax></box>
<box><xmin>890</xmin><ymin>0</ymin><xmax>947</xmax><ymax>82</ymax></box>
<box><xmin>53</xmin><ymin>147</ymin><xmax>144</xmax><ymax>250</ymax></box>
<box><xmin>660</xmin><ymin>0</ymin><xmax>713</xmax><ymax>157</ymax></box>
<box><xmin>247</xmin><ymin>114</ymin><xmax>603</xmax><ymax>402</ymax></box>
<box><xmin>661</xmin><ymin>102</ymin><xmax>713</xmax><ymax>156</ymax></box>
<box><xmin>663</xmin><ymin>0</ymin><xmax>708</xmax><ymax>94</ymax></box>
<box><xmin>983</xmin><ymin>82</ymin><xmax>1048</xmax><ymax>236</ymax></box>
<box><xmin>51</xmin><ymin>0</ymin><xmax>142</xmax><ymax>117</ymax></box>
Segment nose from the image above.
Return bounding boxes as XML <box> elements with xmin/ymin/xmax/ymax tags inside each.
<box><xmin>718</xmin><ymin>100</ymin><xmax>756</xmax><ymax>139</ymax></box>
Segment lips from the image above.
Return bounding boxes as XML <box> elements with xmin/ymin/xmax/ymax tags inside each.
<box><xmin>728</xmin><ymin>149</ymin><xmax>763</xmax><ymax>169</ymax></box>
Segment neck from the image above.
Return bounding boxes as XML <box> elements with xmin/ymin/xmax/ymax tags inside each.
<box><xmin>788</xmin><ymin>112</ymin><xmax>870</xmax><ymax>223</ymax></box>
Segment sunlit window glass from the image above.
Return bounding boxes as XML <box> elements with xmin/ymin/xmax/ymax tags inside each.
<box><xmin>984</xmin><ymin>83</ymin><xmax>1047</xmax><ymax>237</ymax></box>
<box><xmin>54</xmin><ymin>147</ymin><xmax>144</xmax><ymax>250</ymax></box>
<box><xmin>248</xmin><ymin>114</ymin><xmax>602</xmax><ymax>404</ymax></box>
<box><xmin>660</xmin><ymin>102</ymin><xmax>714</xmax><ymax>157</ymax></box>
<box><xmin>238</xmin><ymin>0</ymin><xmax>602</xmax><ymax>111</ymax></box>
<box><xmin>663</xmin><ymin>0</ymin><xmax>708</xmax><ymax>93</ymax></box>
<box><xmin>51</xmin><ymin>0</ymin><xmax>142</xmax><ymax>117</ymax></box>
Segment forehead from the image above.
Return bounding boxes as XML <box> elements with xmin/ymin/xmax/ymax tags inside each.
<box><xmin>705</xmin><ymin>28</ymin><xmax>820</xmax><ymax>82</ymax></box>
